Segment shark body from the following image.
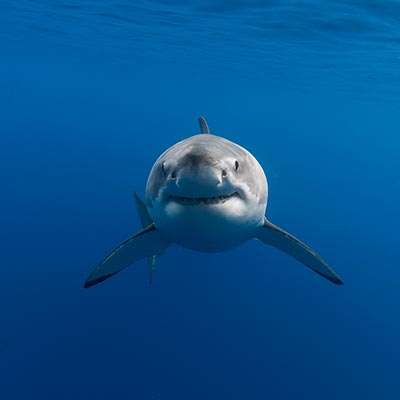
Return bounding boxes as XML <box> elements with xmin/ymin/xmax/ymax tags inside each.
<box><xmin>84</xmin><ymin>117</ymin><xmax>343</xmax><ymax>288</ymax></box>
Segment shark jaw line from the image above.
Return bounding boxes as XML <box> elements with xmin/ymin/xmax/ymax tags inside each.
<box><xmin>168</xmin><ymin>191</ymin><xmax>240</xmax><ymax>206</ymax></box>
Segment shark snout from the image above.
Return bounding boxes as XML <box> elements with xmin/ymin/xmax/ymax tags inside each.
<box><xmin>165</xmin><ymin>165</ymin><xmax>227</xmax><ymax>198</ymax></box>
<box><xmin>176</xmin><ymin>168</ymin><xmax>222</xmax><ymax>187</ymax></box>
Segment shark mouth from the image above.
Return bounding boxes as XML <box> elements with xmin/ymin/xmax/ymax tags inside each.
<box><xmin>168</xmin><ymin>192</ymin><xmax>240</xmax><ymax>205</ymax></box>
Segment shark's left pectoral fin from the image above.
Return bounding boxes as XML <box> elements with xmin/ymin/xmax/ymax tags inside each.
<box><xmin>84</xmin><ymin>224</ymin><xmax>170</xmax><ymax>288</ymax></box>
<box><xmin>256</xmin><ymin>218</ymin><xmax>343</xmax><ymax>285</ymax></box>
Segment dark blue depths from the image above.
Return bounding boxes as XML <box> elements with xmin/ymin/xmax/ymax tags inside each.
<box><xmin>1</xmin><ymin>1</ymin><xmax>400</xmax><ymax>399</ymax></box>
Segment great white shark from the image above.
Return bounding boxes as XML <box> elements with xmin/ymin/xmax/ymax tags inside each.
<box><xmin>84</xmin><ymin>117</ymin><xmax>343</xmax><ymax>288</ymax></box>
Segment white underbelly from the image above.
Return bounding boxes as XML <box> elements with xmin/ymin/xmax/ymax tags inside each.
<box><xmin>151</xmin><ymin>201</ymin><xmax>262</xmax><ymax>252</ymax></box>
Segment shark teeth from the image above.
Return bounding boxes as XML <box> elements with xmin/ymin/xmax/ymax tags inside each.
<box><xmin>169</xmin><ymin>192</ymin><xmax>239</xmax><ymax>205</ymax></box>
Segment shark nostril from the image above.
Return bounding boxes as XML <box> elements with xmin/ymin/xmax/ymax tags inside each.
<box><xmin>222</xmin><ymin>169</ymin><xmax>227</xmax><ymax>178</ymax></box>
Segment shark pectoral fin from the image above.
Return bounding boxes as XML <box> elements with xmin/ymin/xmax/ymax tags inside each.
<box><xmin>133</xmin><ymin>191</ymin><xmax>153</xmax><ymax>228</ymax></box>
<box><xmin>256</xmin><ymin>218</ymin><xmax>343</xmax><ymax>285</ymax></box>
<box><xmin>133</xmin><ymin>191</ymin><xmax>158</xmax><ymax>283</ymax></box>
<box><xmin>84</xmin><ymin>224</ymin><xmax>170</xmax><ymax>288</ymax></box>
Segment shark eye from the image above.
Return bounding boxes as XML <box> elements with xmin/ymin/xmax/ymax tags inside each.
<box><xmin>235</xmin><ymin>160</ymin><xmax>239</xmax><ymax>171</ymax></box>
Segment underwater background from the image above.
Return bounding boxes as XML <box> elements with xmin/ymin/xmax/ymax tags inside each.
<box><xmin>1</xmin><ymin>1</ymin><xmax>400</xmax><ymax>399</ymax></box>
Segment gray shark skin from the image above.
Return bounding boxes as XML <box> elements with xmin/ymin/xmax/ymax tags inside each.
<box><xmin>84</xmin><ymin>116</ymin><xmax>343</xmax><ymax>288</ymax></box>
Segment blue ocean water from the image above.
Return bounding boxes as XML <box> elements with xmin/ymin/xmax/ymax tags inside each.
<box><xmin>1</xmin><ymin>1</ymin><xmax>400</xmax><ymax>399</ymax></box>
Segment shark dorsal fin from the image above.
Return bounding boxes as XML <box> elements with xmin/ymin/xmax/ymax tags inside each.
<box><xmin>198</xmin><ymin>116</ymin><xmax>210</xmax><ymax>134</ymax></box>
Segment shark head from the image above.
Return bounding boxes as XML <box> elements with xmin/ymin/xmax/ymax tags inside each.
<box><xmin>146</xmin><ymin>132</ymin><xmax>268</xmax><ymax>252</ymax></box>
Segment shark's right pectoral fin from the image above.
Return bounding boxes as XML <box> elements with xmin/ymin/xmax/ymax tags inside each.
<box><xmin>133</xmin><ymin>191</ymin><xmax>158</xmax><ymax>284</ymax></box>
<box><xmin>84</xmin><ymin>224</ymin><xmax>170</xmax><ymax>288</ymax></box>
<box><xmin>133</xmin><ymin>191</ymin><xmax>153</xmax><ymax>229</ymax></box>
